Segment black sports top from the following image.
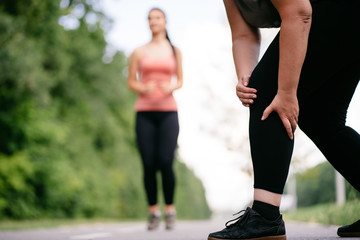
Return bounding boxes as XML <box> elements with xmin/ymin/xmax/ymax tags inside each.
<box><xmin>235</xmin><ymin>0</ymin><xmax>318</xmax><ymax>28</ymax></box>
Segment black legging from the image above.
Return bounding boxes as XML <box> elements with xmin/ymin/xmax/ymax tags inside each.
<box><xmin>249</xmin><ymin>0</ymin><xmax>360</xmax><ymax>194</ymax></box>
<box><xmin>136</xmin><ymin>111</ymin><xmax>179</xmax><ymax>206</ymax></box>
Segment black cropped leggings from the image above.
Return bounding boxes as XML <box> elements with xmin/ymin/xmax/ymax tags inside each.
<box><xmin>136</xmin><ymin>111</ymin><xmax>179</xmax><ymax>206</ymax></box>
<box><xmin>249</xmin><ymin>0</ymin><xmax>360</xmax><ymax>194</ymax></box>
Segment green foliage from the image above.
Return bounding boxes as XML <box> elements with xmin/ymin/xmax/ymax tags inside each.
<box><xmin>295</xmin><ymin>162</ymin><xmax>359</xmax><ymax>207</ymax></box>
<box><xmin>0</xmin><ymin>153</ymin><xmax>37</xmax><ymax>218</ymax></box>
<box><xmin>174</xmin><ymin>160</ymin><xmax>212</xmax><ymax>219</ymax></box>
<box><xmin>284</xmin><ymin>200</ymin><xmax>360</xmax><ymax>226</ymax></box>
<box><xmin>296</xmin><ymin>162</ymin><xmax>335</xmax><ymax>206</ymax></box>
<box><xmin>0</xmin><ymin>0</ymin><xmax>211</xmax><ymax>220</ymax></box>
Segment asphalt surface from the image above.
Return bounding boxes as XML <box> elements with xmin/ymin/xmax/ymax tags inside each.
<box><xmin>0</xmin><ymin>219</ymin><xmax>359</xmax><ymax>240</ymax></box>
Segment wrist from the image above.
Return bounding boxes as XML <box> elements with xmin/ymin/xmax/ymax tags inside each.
<box><xmin>140</xmin><ymin>85</ymin><xmax>149</xmax><ymax>94</ymax></box>
<box><xmin>277</xmin><ymin>88</ymin><xmax>297</xmax><ymax>98</ymax></box>
<box><xmin>238</xmin><ymin>74</ymin><xmax>251</xmax><ymax>80</ymax></box>
<box><xmin>278</xmin><ymin>87</ymin><xmax>297</xmax><ymax>93</ymax></box>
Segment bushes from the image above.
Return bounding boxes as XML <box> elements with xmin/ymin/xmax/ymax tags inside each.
<box><xmin>284</xmin><ymin>161</ymin><xmax>359</xmax><ymax>225</ymax></box>
<box><xmin>174</xmin><ymin>159</ymin><xmax>212</xmax><ymax>219</ymax></box>
<box><xmin>0</xmin><ymin>153</ymin><xmax>37</xmax><ymax>218</ymax></box>
<box><xmin>284</xmin><ymin>200</ymin><xmax>360</xmax><ymax>226</ymax></box>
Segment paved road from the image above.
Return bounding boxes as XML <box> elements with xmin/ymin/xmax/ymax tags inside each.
<box><xmin>0</xmin><ymin>220</ymin><xmax>358</xmax><ymax>240</ymax></box>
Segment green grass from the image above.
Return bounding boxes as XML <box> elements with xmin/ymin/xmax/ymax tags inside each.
<box><xmin>0</xmin><ymin>218</ymin><xmax>126</xmax><ymax>231</ymax></box>
<box><xmin>284</xmin><ymin>200</ymin><xmax>360</xmax><ymax>226</ymax></box>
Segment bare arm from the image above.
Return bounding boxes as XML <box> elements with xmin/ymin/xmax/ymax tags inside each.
<box><xmin>262</xmin><ymin>0</ymin><xmax>312</xmax><ymax>139</ymax></box>
<box><xmin>224</xmin><ymin>0</ymin><xmax>261</xmax><ymax>107</ymax></box>
<box><xmin>271</xmin><ymin>0</ymin><xmax>312</xmax><ymax>96</ymax></box>
<box><xmin>174</xmin><ymin>47</ymin><xmax>183</xmax><ymax>90</ymax></box>
<box><xmin>160</xmin><ymin>47</ymin><xmax>183</xmax><ymax>93</ymax></box>
<box><xmin>127</xmin><ymin>49</ymin><xmax>154</xmax><ymax>94</ymax></box>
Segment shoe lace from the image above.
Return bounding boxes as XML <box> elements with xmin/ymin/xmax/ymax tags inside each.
<box><xmin>225</xmin><ymin>209</ymin><xmax>247</xmax><ymax>228</ymax></box>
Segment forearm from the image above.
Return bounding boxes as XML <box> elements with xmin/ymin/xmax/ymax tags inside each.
<box><xmin>127</xmin><ymin>49</ymin><xmax>148</xmax><ymax>95</ymax></box>
<box><xmin>172</xmin><ymin>78</ymin><xmax>183</xmax><ymax>91</ymax></box>
<box><xmin>173</xmin><ymin>48</ymin><xmax>183</xmax><ymax>91</ymax></box>
<box><xmin>232</xmin><ymin>33</ymin><xmax>260</xmax><ymax>80</ymax></box>
<box><xmin>127</xmin><ymin>79</ymin><xmax>147</xmax><ymax>94</ymax></box>
<box><xmin>224</xmin><ymin>0</ymin><xmax>261</xmax><ymax>81</ymax></box>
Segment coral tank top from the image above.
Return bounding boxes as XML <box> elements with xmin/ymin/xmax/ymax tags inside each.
<box><xmin>135</xmin><ymin>55</ymin><xmax>178</xmax><ymax>111</ymax></box>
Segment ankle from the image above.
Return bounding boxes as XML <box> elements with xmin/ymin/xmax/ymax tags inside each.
<box><xmin>165</xmin><ymin>205</ymin><xmax>176</xmax><ymax>214</ymax></box>
<box><xmin>252</xmin><ymin>200</ymin><xmax>280</xmax><ymax>221</ymax></box>
<box><xmin>149</xmin><ymin>205</ymin><xmax>160</xmax><ymax>215</ymax></box>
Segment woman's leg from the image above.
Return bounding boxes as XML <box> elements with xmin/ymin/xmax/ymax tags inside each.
<box><xmin>248</xmin><ymin>33</ymin><xmax>289</xmax><ymax>211</ymax></box>
<box><xmin>136</xmin><ymin>112</ymin><xmax>158</xmax><ymax>208</ymax></box>
<box><xmin>249</xmin><ymin>32</ymin><xmax>293</xmax><ymax>197</ymax></box>
<box><xmin>298</xmin><ymin>61</ymin><xmax>360</xmax><ymax>191</ymax></box>
<box><xmin>156</xmin><ymin>111</ymin><xmax>179</xmax><ymax>230</ymax></box>
<box><xmin>156</xmin><ymin>111</ymin><xmax>179</xmax><ymax>206</ymax></box>
<box><xmin>298</xmin><ymin>3</ymin><xmax>360</xmax><ymax>234</ymax></box>
<box><xmin>297</xmin><ymin>0</ymin><xmax>360</xmax><ymax>191</ymax></box>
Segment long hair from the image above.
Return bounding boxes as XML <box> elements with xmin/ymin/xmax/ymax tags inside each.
<box><xmin>149</xmin><ymin>8</ymin><xmax>177</xmax><ymax>59</ymax></box>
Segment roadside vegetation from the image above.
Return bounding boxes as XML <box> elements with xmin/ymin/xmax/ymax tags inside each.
<box><xmin>284</xmin><ymin>200</ymin><xmax>360</xmax><ymax>226</ymax></box>
<box><xmin>284</xmin><ymin>161</ymin><xmax>359</xmax><ymax>225</ymax></box>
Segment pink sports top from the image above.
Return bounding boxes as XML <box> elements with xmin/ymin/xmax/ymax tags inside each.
<box><xmin>135</xmin><ymin>55</ymin><xmax>178</xmax><ymax>111</ymax></box>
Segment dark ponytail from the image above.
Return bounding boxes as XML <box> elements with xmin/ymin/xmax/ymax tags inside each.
<box><xmin>165</xmin><ymin>30</ymin><xmax>176</xmax><ymax>58</ymax></box>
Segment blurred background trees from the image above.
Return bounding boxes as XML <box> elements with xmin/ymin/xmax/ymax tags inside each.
<box><xmin>0</xmin><ymin>0</ymin><xmax>211</xmax><ymax>220</ymax></box>
<box><xmin>295</xmin><ymin>162</ymin><xmax>360</xmax><ymax>207</ymax></box>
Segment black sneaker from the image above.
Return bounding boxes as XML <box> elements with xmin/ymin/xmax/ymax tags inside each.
<box><xmin>208</xmin><ymin>207</ymin><xmax>286</xmax><ymax>240</ymax></box>
<box><xmin>337</xmin><ymin>219</ymin><xmax>360</xmax><ymax>237</ymax></box>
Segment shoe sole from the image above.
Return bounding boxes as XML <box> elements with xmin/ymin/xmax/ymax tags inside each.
<box><xmin>337</xmin><ymin>232</ymin><xmax>360</xmax><ymax>237</ymax></box>
<box><xmin>208</xmin><ymin>235</ymin><xmax>286</xmax><ymax>240</ymax></box>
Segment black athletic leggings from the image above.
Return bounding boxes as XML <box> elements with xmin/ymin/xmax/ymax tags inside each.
<box><xmin>249</xmin><ymin>0</ymin><xmax>360</xmax><ymax>194</ymax></box>
<box><xmin>136</xmin><ymin>111</ymin><xmax>179</xmax><ymax>206</ymax></box>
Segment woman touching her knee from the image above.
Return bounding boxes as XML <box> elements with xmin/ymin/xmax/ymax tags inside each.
<box><xmin>208</xmin><ymin>0</ymin><xmax>360</xmax><ymax>239</ymax></box>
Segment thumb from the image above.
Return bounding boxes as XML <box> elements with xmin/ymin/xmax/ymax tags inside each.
<box><xmin>261</xmin><ymin>105</ymin><xmax>273</xmax><ymax>121</ymax></box>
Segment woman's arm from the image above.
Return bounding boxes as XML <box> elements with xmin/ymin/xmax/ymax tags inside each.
<box><xmin>174</xmin><ymin>47</ymin><xmax>183</xmax><ymax>90</ymax></box>
<box><xmin>224</xmin><ymin>0</ymin><xmax>261</xmax><ymax>107</ymax></box>
<box><xmin>160</xmin><ymin>47</ymin><xmax>183</xmax><ymax>93</ymax></box>
<box><xmin>262</xmin><ymin>0</ymin><xmax>312</xmax><ymax>139</ymax></box>
<box><xmin>127</xmin><ymin>49</ymin><xmax>155</xmax><ymax>94</ymax></box>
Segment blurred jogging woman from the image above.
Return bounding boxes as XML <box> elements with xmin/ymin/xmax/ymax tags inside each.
<box><xmin>127</xmin><ymin>7</ymin><xmax>183</xmax><ymax>231</ymax></box>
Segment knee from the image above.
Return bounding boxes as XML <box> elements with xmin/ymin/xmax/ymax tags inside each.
<box><xmin>142</xmin><ymin>162</ymin><xmax>157</xmax><ymax>174</ymax></box>
<box><xmin>159</xmin><ymin>160</ymin><xmax>174</xmax><ymax>173</ymax></box>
